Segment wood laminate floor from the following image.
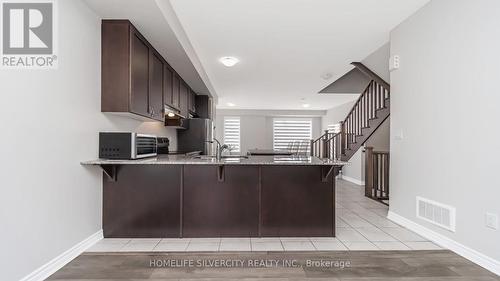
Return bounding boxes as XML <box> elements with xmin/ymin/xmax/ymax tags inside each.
<box><xmin>48</xmin><ymin>250</ymin><xmax>499</xmax><ymax>280</ymax></box>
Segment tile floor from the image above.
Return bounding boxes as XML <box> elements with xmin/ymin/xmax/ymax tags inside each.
<box><xmin>87</xmin><ymin>179</ymin><xmax>442</xmax><ymax>252</ymax></box>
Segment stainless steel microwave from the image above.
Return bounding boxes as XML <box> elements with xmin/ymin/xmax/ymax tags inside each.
<box><xmin>99</xmin><ymin>132</ymin><xmax>157</xmax><ymax>159</ymax></box>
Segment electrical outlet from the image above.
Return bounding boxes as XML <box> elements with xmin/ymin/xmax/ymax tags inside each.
<box><xmin>486</xmin><ymin>213</ymin><xmax>498</xmax><ymax>230</ymax></box>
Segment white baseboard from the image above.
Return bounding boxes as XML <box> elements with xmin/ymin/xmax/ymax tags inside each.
<box><xmin>341</xmin><ymin>175</ymin><xmax>365</xmax><ymax>186</ymax></box>
<box><xmin>387</xmin><ymin>211</ymin><xmax>500</xmax><ymax>276</ymax></box>
<box><xmin>20</xmin><ymin>230</ymin><xmax>103</xmax><ymax>281</ymax></box>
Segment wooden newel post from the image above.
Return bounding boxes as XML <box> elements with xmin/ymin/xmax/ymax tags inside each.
<box><xmin>310</xmin><ymin>139</ymin><xmax>314</xmax><ymax>157</ymax></box>
<box><xmin>364</xmin><ymin>146</ymin><xmax>374</xmax><ymax>197</ymax></box>
<box><xmin>322</xmin><ymin>130</ymin><xmax>329</xmax><ymax>158</ymax></box>
<box><xmin>339</xmin><ymin>121</ymin><xmax>345</xmax><ymax>156</ymax></box>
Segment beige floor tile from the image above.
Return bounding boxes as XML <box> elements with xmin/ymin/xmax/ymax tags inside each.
<box><xmin>312</xmin><ymin>241</ymin><xmax>348</xmax><ymax>250</ymax></box>
<box><xmin>336</xmin><ymin>228</ymin><xmax>369</xmax><ymax>242</ymax></box>
<box><xmin>120</xmin><ymin>242</ymin><xmax>159</xmax><ymax>252</ymax></box>
<box><xmin>185</xmin><ymin>242</ymin><xmax>220</xmax><ymax>251</ymax></box>
<box><xmin>381</xmin><ymin>227</ymin><xmax>427</xmax><ymax>242</ymax></box>
<box><xmin>343</xmin><ymin>241</ymin><xmax>379</xmax><ymax>250</ymax></box>
<box><xmin>355</xmin><ymin>227</ymin><xmax>398</xmax><ymax>242</ymax></box>
<box><xmin>219</xmin><ymin>241</ymin><xmax>251</xmax><ymax>251</ymax></box>
<box><xmin>282</xmin><ymin>241</ymin><xmax>316</xmax><ymax>251</ymax></box>
<box><xmin>404</xmin><ymin>241</ymin><xmax>442</xmax><ymax>250</ymax></box>
<box><xmin>373</xmin><ymin>241</ymin><xmax>411</xmax><ymax>250</ymax></box>
<box><xmin>153</xmin><ymin>241</ymin><xmax>189</xmax><ymax>252</ymax></box>
<box><xmin>251</xmin><ymin>241</ymin><xmax>284</xmax><ymax>251</ymax></box>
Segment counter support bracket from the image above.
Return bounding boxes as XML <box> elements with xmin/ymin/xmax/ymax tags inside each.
<box><xmin>100</xmin><ymin>164</ymin><xmax>117</xmax><ymax>182</ymax></box>
<box><xmin>217</xmin><ymin>165</ymin><xmax>225</xmax><ymax>182</ymax></box>
<box><xmin>321</xmin><ymin>165</ymin><xmax>335</xmax><ymax>182</ymax></box>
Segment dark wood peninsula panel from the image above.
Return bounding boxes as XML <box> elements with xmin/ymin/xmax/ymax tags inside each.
<box><xmin>103</xmin><ymin>165</ymin><xmax>181</xmax><ymax>238</ymax></box>
<box><xmin>261</xmin><ymin>166</ymin><xmax>336</xmax><ymax>237</ymax></box>
<box><xmin>183</xmin><ymin>165</ymin><xmax>260</xmax><ymax>237</ymax></box>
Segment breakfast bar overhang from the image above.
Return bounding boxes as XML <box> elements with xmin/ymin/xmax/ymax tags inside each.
<box><xmin>82</xmin><ymin>155</ymin><xmax>347</xmax><ymax>238</ymax></box>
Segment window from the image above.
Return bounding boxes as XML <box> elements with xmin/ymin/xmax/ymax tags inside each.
<box><xmin>273</xmin><ymin>118</ymin><xmax>312</xmax><ymax>154</ymax></box>
<box><xmin>223</xmin><ymin>116</ymin><xmax>240</xmax><ymax>152</ymax></box>
<box><xmin>327</xmin><ymin>123</ymin><xmax>341</xmax><ymax>134</ymax></box>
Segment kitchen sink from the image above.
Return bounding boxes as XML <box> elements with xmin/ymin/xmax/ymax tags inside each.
<box><xmin>193</xmin><ymin>155</ymin><xmax>249</xmax><ymax>160</ymax></box>
<box><xmin>222</xmin><ymin>155</ymin><xmax>249</xmax><ymax>159</ymax></box>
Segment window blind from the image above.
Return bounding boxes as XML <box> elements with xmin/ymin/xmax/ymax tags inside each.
<box><xmin>327</xmin><ymin>123</ymin><xmax>341</xmax><ymax>134</ymax></box>
<box><xmin>223</xmin><ymin>117</ymin><xmax>240</xmax><ymax>152</ymax></box>
<box><xmin>273</xmin><ymin>119</ymin><xmax>312</xmax><ymax>153</ymax></box>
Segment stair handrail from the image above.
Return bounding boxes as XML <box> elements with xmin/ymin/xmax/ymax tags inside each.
<box><xmin>313</xmin><ymin>63</ymin><xmax>391</xmax><ymax>161</ymax></box>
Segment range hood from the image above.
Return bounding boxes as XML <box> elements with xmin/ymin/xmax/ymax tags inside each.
<box><xmin>164</xmin><ymin>105</ymin><xmax>189</xmax><ymax>129</ymax></box>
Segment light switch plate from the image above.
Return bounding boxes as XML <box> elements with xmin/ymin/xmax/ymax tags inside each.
<box><xmin>486</xmin><ymin>213</ymin><xmax>498</xmax><ymax>230</ymax></box>
<box><xmin>389</xmin><ymin>55</ymin><xmax>400</xmax><ymax>72</ymax></box>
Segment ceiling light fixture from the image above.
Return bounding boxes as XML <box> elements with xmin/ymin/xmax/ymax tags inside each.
<box><xmin>226</xmin><ymin>102</ymin><xmax>236</xmax><ymax>107</ymax></box>
<box><xmin>302</xmin><ymin>103</ymin><xmax>311</xmax><ymax>108</ymax></box>
<box><xmin>219</xmin><ymin>56</ymin><xmax>239</xmax><ymax>67</ymax></box>
<box><xmin>321</xmin><ymin>72</ymin><xmax>333</xmax><ymax>80</ymax></box>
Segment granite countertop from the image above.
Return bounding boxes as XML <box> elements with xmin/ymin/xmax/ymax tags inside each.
<box><xmin>81</xmin><ymin>155</ymin><xmax>348</xmax><ymax>166</ymax></box>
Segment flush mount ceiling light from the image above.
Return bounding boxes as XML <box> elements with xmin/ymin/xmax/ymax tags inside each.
<box><xmin>321</xmin><ymin>72</ymin><xmax>333</xmax><ymax>80</ymax></box>
<box><xmin>219</xmin><ymin>56</ymin><xmax>239</xmax><ymax>67</ymax></box>
<box><xmin>302</xmin><ymin>103</ymin><xmax>311</xmax><ymax>108</ymax></box>
<box><xmin>226</xmin><ymin>102</ymin><xmax>236</xmax><ymax>107</ymax></box>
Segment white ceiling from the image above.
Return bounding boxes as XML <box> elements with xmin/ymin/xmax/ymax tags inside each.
<box><xmin>170</xmin><ymin>0</ymin><xmax>429</xmax><ymax>110</ymax></box>
<box><xmin>84</xmin><ymin>0</ymin><xmax>216</xmax><ymax>97</ymax></box>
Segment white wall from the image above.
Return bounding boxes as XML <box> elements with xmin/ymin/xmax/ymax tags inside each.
<box><xmin>321</xmin><ymin>100</ymin><xmax>356</xmax><ymax>131</ymax></box>
<box><xmin>0</xmin><ymin>1</ymin><xmax>177</xmax><ymax>280</ymax></box>
<box><xmin>362</xmin><ymin>42</ymin><xmax>390</xmax><ymax>82</ymax></box>
<box><xmin>390</xmin><ymin>0</ymin><xmax>500</xmax><ymax>270</ymax></box>
<box><xmin>216</xmin><ymin>109</ymin><xmax>323</xmax><ymax>154</ymax></box>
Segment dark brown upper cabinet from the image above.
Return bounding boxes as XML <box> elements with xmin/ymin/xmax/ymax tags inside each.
<box><xmin>188</xmin><ymin>89</ymin><xmax>197</xmax><ymax>114</ymax></box>
<box><xmin>195</xmin><ymin>95</ymin><xmax>213</xmax><ymax>120</ymax></box>
<box><xmin>172</xmin><ymin>74</ymin><xmax>180</xmax><ymax>110</ymax></box>
<box><xmin>149</xmin><ymin>51</ymin><xmax>164</xmax><ymax>121</ymax></box>
<box><xmin>102</xmin><ymin>20</ymin><xmax>196</xmax><ymax>122</ymax></box>
<box><xmin>163</xmin><ymin>65</ymin><xmax>174</xmax><ymax>108</ymax></box>
<box><xmin>179</xmin><ymin>80</ymin><xmax>189</xmax><ymax>118</ymax></box>
<box><xmin>129</xmin><ymin>31</ymin><xmax>150</xmax><ymax>118</ymax></box>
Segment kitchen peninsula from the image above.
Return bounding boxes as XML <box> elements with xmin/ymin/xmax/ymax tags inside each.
<box><xmin>82</xmin><ymin>155</ymin><xmax>346</xmax><ymax>238</ymax></box>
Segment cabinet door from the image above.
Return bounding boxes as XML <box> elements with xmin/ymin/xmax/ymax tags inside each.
<box><xmin>172</xmin><ymin>74</ymin><xmax>180</xmax><ymax>109</ymax></box>
<box><xmin>261</xmin><ymin>166</ymin><xmax>334</xmax><ymax>236</ymax></box>
<box><xmin>183</xmin><ymin>166</ymin><xmax>259</xmax><ymax>237</ymax></box>
<box><xmin>179</xmin><ymin>81</ymin><xmax>189</xmax><ymax>117</ymax></box>
<box><xmin>163</xmin><ymin>65</ymin><xmax>174</xmax><ymax>107</ymax></box>
<box><xmin>189</xmin><ymin>90</ymin><xmax>196</xmax><ymax>113</ymax></box>
<box><xmin>130</xmin><ymin>31</ymin><xmax>150</xmax><ymax>117</ymax></box>
<box><xmin>149</xmin><ymin>51</ymin><xmax>164</xmax><ymax>121</ymax></box>
<box><xmin>103</xmin><ymin>165</ymin><xmax>181</xmax><ymax>238</ymax></box>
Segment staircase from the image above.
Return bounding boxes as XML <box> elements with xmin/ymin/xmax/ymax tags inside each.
<box><xmin>311</xmin><ymin>62</ymin><xmax>390</xmax><ymax>162</ymax></box>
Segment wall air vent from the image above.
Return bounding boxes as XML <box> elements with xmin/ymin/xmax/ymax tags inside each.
<box><xmin>416</xmin><ymin>197</ymin><xmax>456</xmax><ymax>232</ymax></box>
